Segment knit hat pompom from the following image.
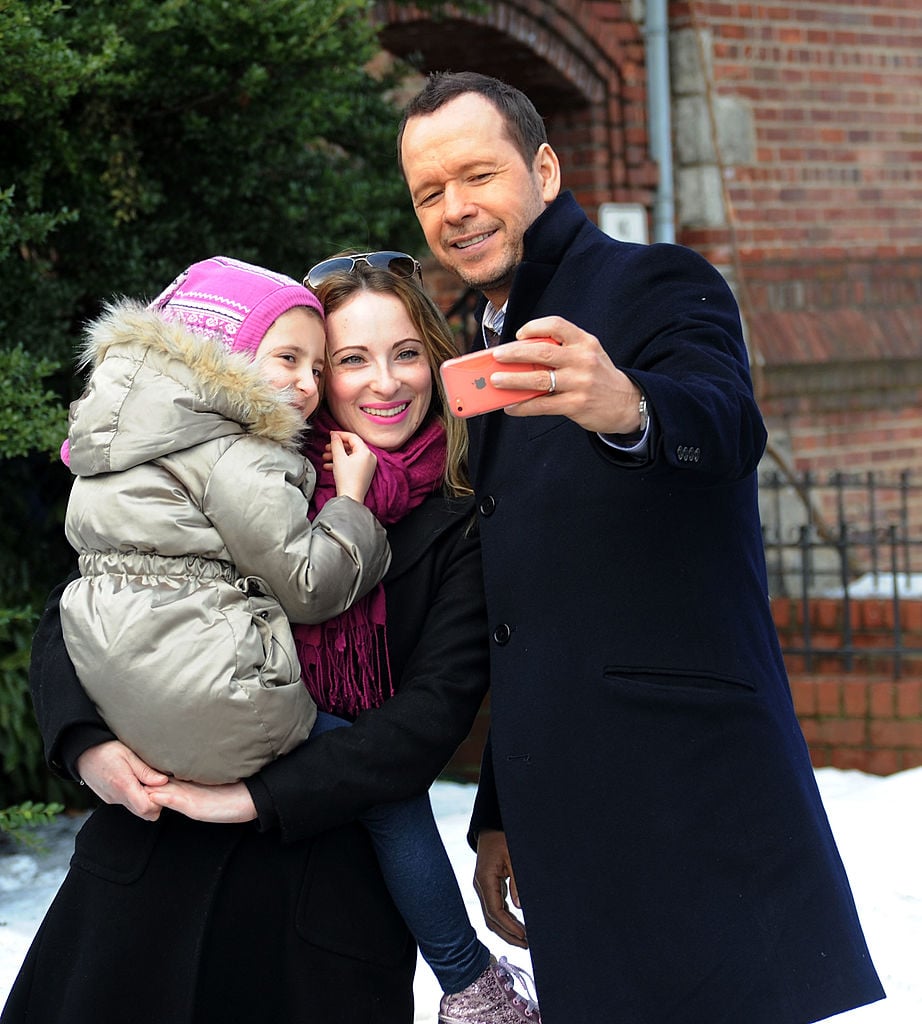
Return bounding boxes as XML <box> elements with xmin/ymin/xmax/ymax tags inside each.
<box><xmin>149</xmin><ymin>256</ymin><xmax>324</xmax><ymax>359</ymax></box>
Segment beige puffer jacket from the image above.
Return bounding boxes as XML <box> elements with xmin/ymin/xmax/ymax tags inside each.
<box><xmin>60</xmin><ymin>300</ymin><xmax>390</xmax><ymax>783</ymax></box>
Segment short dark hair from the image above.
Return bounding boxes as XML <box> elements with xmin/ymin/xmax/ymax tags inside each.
<box><xmin>396</xmin><ymin>72</ymin><xmax>548</xmax><ymax>178</ymax></box>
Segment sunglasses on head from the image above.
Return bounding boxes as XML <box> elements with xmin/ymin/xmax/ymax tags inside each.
<box><xmin>303</xmin><ymin>251</ymin><xmax>423</xmax><ymax>290</ymax></box>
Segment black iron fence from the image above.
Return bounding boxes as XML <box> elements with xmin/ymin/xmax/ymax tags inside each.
<box><xmin>760</xmin><ymin>469</ymin><xmax>922</xmax><ymax>677</ymax></box>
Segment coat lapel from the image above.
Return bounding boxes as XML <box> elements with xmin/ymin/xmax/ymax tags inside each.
<box><xmin>383</xmin><ymin>495</ymin><xmax>475</xmax><ymax>582</ymax></box>
<box><xmin>469</xmin><ymin>193</ymin><xmax>588</xmax><ymax>469</ymax></box>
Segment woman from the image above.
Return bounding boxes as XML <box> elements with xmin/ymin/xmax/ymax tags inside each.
<box><xmin>3</xmin><ymin>254</ymin><xmax>490</xmax><ymax>1024</ymax></box>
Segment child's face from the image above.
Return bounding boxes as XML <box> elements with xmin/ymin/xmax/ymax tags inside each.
<box><xmin>254</xmin><ymin>307</ymin><xmax>326</xmax><ymax>420</ymax></box>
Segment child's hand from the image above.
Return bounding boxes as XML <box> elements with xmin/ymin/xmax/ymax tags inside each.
<box><xmin>148</xmin><ymin>779</ymin><xmax>257</xmax><ymax>823</ymax></box>
<box><xmin>329</xmin><ymin>430</ymin><xmax>377</xmax><ymax>503</ymax></box>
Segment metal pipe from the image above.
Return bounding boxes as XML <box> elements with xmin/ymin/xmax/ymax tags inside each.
<box><xmin>644</xmin><ymin>0</ymin><xmax>676</xmax><ymax>243</ymax></box>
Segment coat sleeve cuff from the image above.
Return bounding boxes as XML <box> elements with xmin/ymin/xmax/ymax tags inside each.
<box><xmin>56</xmin><ymin>723</ymin><xmax>118</xmax><ymax>780</ymax></box>
<box><xmin>246</xmin><ymin>774</ymin><xmax>280</xmax><ymax>832</ymax></box>
<box><xmin>467</xmin><ymin>732</ymin><xmax>503</xmax><ymax>850</ymax></box>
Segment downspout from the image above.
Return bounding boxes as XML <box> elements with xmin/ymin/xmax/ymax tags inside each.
<box><xmin>644</xmin><ymin>0</ymin><xmax>675</xmax><ymax>243</ymax></box>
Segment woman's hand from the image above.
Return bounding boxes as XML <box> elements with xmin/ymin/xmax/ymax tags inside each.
<box><xmin>147</xmin><ymin>779</ymin><xmax>258</xmax><ymax>823</ymax></box>
<box><xmin>76</xmin><ymin>741</ymin><xmax>170</xmax><ymax>822</ymax></box>
<box><xmin>328</xmin><ymin>430</ymin><xmax>377</xmax><ymax>504</ymax></box>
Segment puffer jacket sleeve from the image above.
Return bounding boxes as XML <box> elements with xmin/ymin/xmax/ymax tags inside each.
<box><xmin>248</xmin><ymin>502</ymin><xmax>490</xmax><ymax>843</ymax></box>
<box><xmin>202</xmin><ymin>435</ymin><xmax>390</xmax><ymax>624</ymax></box>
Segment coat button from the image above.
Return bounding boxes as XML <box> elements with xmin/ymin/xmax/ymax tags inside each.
<box><xmin>479</xmin><ymin>495</ymin><xmax>496</xmax><ymax>516</ymax></box>
<box><xmin>492</xmin><ymin>623</ymin><xmax>512</xmax><ymax>645</ymax></box>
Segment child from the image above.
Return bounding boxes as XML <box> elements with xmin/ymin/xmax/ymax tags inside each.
<box><xmin>61</xmin><ymin>255</ymin><xmax>542</xmax><ymax>1023</ymax></box>
<box><xmin>59</xmin><ymin>256</ymin><xmax>388</xmax><ymax>784</ymax></box>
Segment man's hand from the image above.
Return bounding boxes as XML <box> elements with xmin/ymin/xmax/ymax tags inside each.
<box><xmin>76</xmin><ymin>741</ymin><xmax>170</xmax><ymax>822</ymax></box>
<box><xmin>490</xmin><ymin>315</ymin><xmax>643</xmax><ymax>434</ymax></box>
<box><xmin>148</xmin><ymin>779</ymin><xmax>257</xmax><ymax>824</ymax></box>
<box><xmin>473</xmin><ymin>828</ymin><xmax>528</xmax><ymax>949</ymax></box>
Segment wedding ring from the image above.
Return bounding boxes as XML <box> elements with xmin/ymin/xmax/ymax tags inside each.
<box><xmin>547</xmin><ymin>369</ymin><xmax>557</xmax><ymax>395</ymax></box>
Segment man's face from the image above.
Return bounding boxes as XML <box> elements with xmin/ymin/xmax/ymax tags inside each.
<box><xmin>400</xmin><ymin>93</ymin><xmax>560</xmax><ymax>307</ymax></box>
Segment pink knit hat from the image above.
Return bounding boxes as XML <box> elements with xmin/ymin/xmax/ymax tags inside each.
<box><xmin>149</xmin><ymin>255</ymin><xmax>324</xmax><ymax>359</ymax></box>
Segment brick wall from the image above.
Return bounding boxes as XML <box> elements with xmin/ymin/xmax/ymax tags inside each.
<box><xmin>776</xmin><ymin>597</ymin><xmax>922</xmax><ymax>775</ymax></box>
<box><xmin>666</xmin><ymin>0</ymin><xmax>922</xmax><ymax>495</ymax></box>
<box><xmin>757</xmin><ymin>354</ymin><xmax>922</xmax><ymax>533</ymax></box>
<box><xmin>375</xmin><ymin>0</ymin><xmax>657</xmax><ymax>214</ymax></box>
<box><xmin>670</xmin><ymin>0</ymin><xmax>922</xmax><ymax>260</ymax></box>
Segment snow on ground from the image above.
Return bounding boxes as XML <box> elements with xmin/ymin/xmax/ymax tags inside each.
<box><xmin>2</xmin><ymin>770</ymin><xmax>920</xmax><ymax>1023</ymax></box>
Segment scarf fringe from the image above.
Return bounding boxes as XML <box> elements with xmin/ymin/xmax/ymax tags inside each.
<box><xmin>294</xmin><ymin>408</ymin><xmax>447</xmax><ymax>716</ymax></box>
<box><xmin>296</xmin><ymin>620</ymin><xmax>394</xmax><ymax>717</ymax></box>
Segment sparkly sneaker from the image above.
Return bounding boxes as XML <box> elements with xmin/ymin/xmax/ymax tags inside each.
<box><xmin>438</xmin><ymin>955</ymin><xmax>541</xmax><ymax>1023</ymax></box>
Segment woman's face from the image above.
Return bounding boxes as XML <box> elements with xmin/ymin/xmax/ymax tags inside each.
<box><xmin>324</xmin><ymin>291</ymin><xmax>434</xmax><ymax>451</ymax></box>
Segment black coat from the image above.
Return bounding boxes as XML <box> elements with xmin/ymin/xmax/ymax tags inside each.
<box><xmin>468</xmin><ymin>193</ymin><xmax>884</xmax><ymax>1023</ymax></box>
<box><xmin>2</xmin><ymin>495</ymin><xmax>488</xmax><ymax>1024</ymax></box>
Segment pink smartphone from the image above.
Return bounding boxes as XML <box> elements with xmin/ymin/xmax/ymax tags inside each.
<box><xmin>439</xmin><ymin>341</ymin><xmax>552</xmax><ymax>419</ymax></box>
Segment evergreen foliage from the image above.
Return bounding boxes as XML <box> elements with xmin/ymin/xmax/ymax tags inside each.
<box><xmin>0</xmin><ymin>0</ymin><xmax>423</xmax><ymax>805</ymax></box>
<box><xmin>0</xmin><ymin>800</ymin><xmax>66</xmax><ymax>851</ymax></box>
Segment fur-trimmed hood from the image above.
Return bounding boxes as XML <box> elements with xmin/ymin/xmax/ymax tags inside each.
<box><xmin>67</xmin><ymin>298</ymin><xmax>309</xmax><ymax>476</ymax></box>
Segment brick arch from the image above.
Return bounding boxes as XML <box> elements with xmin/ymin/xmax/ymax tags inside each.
<box><xmin>373</xmin><ymin>1</ymin><xmax>656</xmax><ymax>217</ymax></box>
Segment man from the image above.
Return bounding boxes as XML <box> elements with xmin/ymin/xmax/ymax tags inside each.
<box><xmin>397</xmin><ymin>71</ymin><xmax>884</xmax><ymax>1024</ymax></box>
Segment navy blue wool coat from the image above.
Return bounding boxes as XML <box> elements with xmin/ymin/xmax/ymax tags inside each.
<box><xmin>468</xmin><ymin>192</ymin><xmax>884</xmax><ymax>1024</ymax></box>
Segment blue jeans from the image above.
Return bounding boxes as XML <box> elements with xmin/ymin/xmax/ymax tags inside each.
<box><xmin>311</xmin><ymin>711</ymin><xmax>490</xmax><ymax>993</ymax></box>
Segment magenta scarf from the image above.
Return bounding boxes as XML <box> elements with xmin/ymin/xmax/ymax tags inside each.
<box><xmin>293</xmin><ymin>407</ymin><xmax>447</xmax><ymax>716</ymax></box>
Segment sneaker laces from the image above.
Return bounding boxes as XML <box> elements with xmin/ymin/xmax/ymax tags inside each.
<box><xmin>495</xmin><ymin>956</ymin><xmax>540</xmax><ymax>1016</ymax></box>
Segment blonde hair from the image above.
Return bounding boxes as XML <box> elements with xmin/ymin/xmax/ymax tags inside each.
<box><xmin>310</xmin><ymin>265</ymin><xmax>471</xmax><ymax>497</ymax></box>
